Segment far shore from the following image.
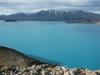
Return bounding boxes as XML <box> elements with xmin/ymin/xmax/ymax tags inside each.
<box><xmin>95</xmin><ymin>22</ymin><xmax>100</xmax><ymax>24</ymax></box>
<box><xmin>67</xmin><ymin>20</ymin><xmax>100</xmax><ymax>24</ymax></box>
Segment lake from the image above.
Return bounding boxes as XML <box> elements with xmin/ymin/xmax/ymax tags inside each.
<box><xmin>0</xmin><ymin>21</ymin><xmax>100</xmax><ymax>70</ymax></box>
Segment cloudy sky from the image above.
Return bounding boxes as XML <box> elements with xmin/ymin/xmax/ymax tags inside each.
<box><xmin>0</xmin><ymin>0</ymin><xmax>100</xmax><ymax>15</ymax></box>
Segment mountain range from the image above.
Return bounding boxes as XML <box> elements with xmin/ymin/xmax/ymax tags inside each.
<box><xmin>0</xmin><ymin>10</ymin><xmax>100</xmax><ymax>21</ymax></box>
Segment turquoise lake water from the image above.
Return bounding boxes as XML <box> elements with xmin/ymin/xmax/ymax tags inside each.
<box><xmin>0</xmin><ymin>21</ymin><xmax>100</xmax><ymax>70</ymax></box>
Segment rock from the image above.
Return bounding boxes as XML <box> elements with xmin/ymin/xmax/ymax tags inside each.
<box><xmin>0</xmin><ymin>46</ymin><xmax>43</xmax><ymax>67</ymax></box>
<box><xmin>60</xmin><ymin>66</ymin><xmax>69</xmax><ymax>72</ymax></box>
<box><xmin>95</xmin><ymin>72</ymin><xmax>100</xmax><ymax>75</ymax></box>
<box><xmin>31</xmin><ymin>65</ymin><xmax>36</xmax><ymax>69</ymax></box>
<box><xmin>85</xmin><ymin>70</ymin><xmax>100</xmax><ymax>75</ymax></box>
<box><xmin>69</xmin><ymin>68</ymin><xmax>79</xmax><ymax>75</ymax></box>
<box><xmin>51</xmin><ymin>64</ymin><xmax>57</xmax><ymax>68</ymax></box>
<box><xmin>64</xmin><ymin>71</ymin><xmax>70</xmax><ymax>75</ymax></box>
<box><xmin>85</xmin><ymin>72</ymin><xmax>97</xmax><ymax>75</ymax></box>
<box><xmin>94</xmin><ymin>70</ymin><xmax>100</xmax><ymax>73</ymax></box>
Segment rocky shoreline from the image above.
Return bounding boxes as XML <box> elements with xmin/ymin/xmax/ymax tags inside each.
<box><xmin>0</xmin><ymin>64</ymin><xmax>100</xmax><ymax>75</ymax></box>
<box><xmin>0</xmin><ymin>46</ymin><xmax>100</xmax><ymax>75</ymax></box>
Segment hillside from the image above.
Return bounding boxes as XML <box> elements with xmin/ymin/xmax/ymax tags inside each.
<box><xmin>0</xmin><ymin>46</ymin><xmax>43</xmax><ymax>67</ymax></box>
<box><xmin>0</xmin><ymin>10</ymin><xmax>100</xmax><ymax>21</ymax></box>
<box><xmin>0</xmin><ymin>46</ymin><xmax>100</xmax><ymax>75</ymax></box>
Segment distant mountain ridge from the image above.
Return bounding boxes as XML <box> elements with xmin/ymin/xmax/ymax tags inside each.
<box><xmin>0</xmin><ymin>9</ymin><xmax>100</xmax><ymax>21</ymax></box>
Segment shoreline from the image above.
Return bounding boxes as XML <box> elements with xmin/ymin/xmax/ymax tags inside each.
<box><xmin>0</xmin><ymin>64</ymin><xmax>100</xmax><ymax>75</ymax></box>
<box><xmin>0</xmin><ymin>46</ymin><xmax>100</xmax><ymax>75</ymax></box>
<box><xmin>67</xmin><ymin>20</ymin><xmax>100</xmax><ymax>25</ymax></box>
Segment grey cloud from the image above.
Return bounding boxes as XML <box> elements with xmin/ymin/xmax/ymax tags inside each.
<box><xmin>0</xmin><ymin>0</ymin><xmax>100</xmax><ymax>14</ymax></box>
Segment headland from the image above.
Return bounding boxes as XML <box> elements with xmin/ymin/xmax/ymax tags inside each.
<box><xmin>0</xmin><ymin>46</ymin><xmax>100</xmax><ymax>75</ymax></box>
<box><xmin>67</xmin><ymin>20</ymin><xmax>100</xmax><ymax>24</ymax></box>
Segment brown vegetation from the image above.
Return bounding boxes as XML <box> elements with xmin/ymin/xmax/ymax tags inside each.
<box><xmin>0</xmin><ymin>46</ymin><xmax>42</xmax><ymax>67</ymax></box>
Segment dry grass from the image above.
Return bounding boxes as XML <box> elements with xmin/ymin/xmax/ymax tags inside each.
<box><xmin>0</xmin><ymin>46</ymin><xmax>42</xmax><ymax>68</ymax></box>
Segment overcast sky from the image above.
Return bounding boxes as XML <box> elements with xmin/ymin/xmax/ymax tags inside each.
<box><xmin>0</xmin><ymin>0</ymin><xmax>100</xmax><ymax>15</ymax></box>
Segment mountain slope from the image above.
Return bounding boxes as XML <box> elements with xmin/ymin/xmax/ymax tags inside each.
<box><xmin>0</xmin><ymin>46</ymin><xmax>43</xmax><ymax>67</ymax></box>
<box><xmin>0</xmin><ymin>10</ymin><xmax>100</xmax><ymax>21</ymax></box>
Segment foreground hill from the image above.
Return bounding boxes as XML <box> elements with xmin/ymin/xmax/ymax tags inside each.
<box><xmin>0</xmin><ymin>46</ymin><xmax>100</xmax><ymax>75</ymax></box>
<box><xmin>0</xmin><ymin>46</ymin><xmax>42</xmax><ymax>67</ymax></box>
<box><xmin>0</xmin><ymin>10</ymin><xmax>100</xmax><ymax>21</ymax></box>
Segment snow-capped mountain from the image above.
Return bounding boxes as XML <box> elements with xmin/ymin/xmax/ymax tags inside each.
<box><xmin>0</xmin><ymin>9</ymin><xmax>100</xmax><ymax>21</ymax></box>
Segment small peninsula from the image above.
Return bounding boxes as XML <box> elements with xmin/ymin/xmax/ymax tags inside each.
<box><xmin>0</xmin><ymin>46</ymin><xmax>100</xmax><ymax>75</ymax></box>
<box><xmin>67</xmin><ymin>20</ymin><xmax>100</xmax><ymax>24</ymax></box>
